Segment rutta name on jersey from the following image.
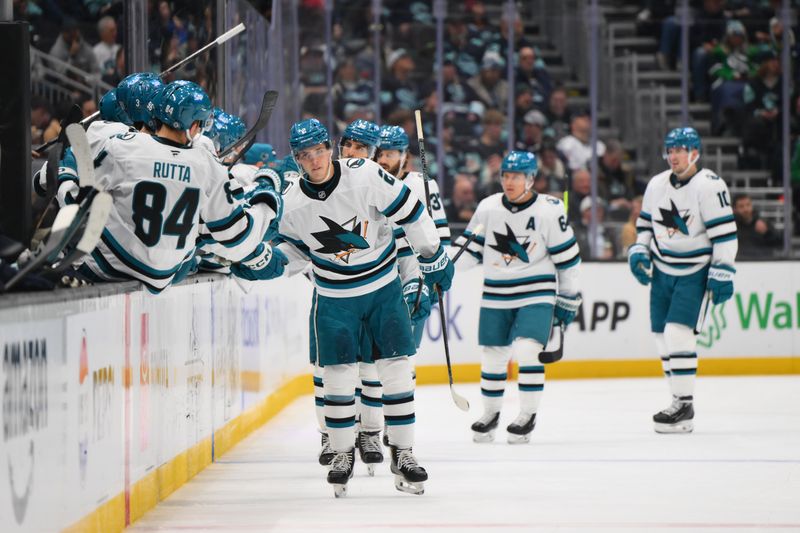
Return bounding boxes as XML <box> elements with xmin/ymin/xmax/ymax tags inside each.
<box><xmin>153</xmin><ymin>161</ymin><xmax>192</xmax><ymax>182</ymax></box>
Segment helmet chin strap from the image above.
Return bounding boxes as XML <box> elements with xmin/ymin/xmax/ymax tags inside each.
<box><xmin>675</xmin><ymin>151</ymin><xmax>700</xmax><ymax>177</ymax></box>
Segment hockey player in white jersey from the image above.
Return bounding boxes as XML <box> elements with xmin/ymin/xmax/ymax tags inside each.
<box><xmin>628</xmin><ymin>127</ymin><xmax>737</xmax><ymax>433</ymax></box>
<box><xmin>263</xmin><ymin>118</ymin><xmax>454</xmax><ymax>497</ymax></box>
<box><xmin>74</xmin><ymin>81</ymin><xmax>282</xmax><ymax>292</ymax></box>
<box><xmin>453</xmin><ymin>151</ymin><xmax>581</xmax><ymax>444</ymax></box>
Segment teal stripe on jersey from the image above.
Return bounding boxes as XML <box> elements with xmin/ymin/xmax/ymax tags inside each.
<box><xmin>102</xmin><ymin>229</ymin><xmax>188</xmax><ymax>279</ymax></box>
<box><xmin>713</xmin><ymin>263</ymin><xmax>736</xmax><ymax>273</ymax></box>
<box><xmin>206</xmin><ymin>206</ymin><xmax>244</xmax><ymax>230</ymax></box>
<box><xmin>658</xmin><ymin>247</ymin><xmax>712</xmax><ymax>258</ymax></box>
<box><xmin>484</xmin><ymin>275</ymin><xmax>556</xmax><ymax>287</ymax></box>
<box><xmin>313</xmin><ymin>258</ymin><xmax>397</xmax><ymax>290</ymax></box>
<box><xmin>555</xmin><ymin>254</ymin><xmax>580</xmax><ymax>270</ymax></box>
<box><xmin>547</xmin><ymin>237</ymin><xmax>577</xmax><ymax>255</ymax></box>
<box><xmin>711</xmin><ymin>233</ymin><xmax>737</xmax><ymax>244</ymax></box>
<box><xmin>463</xmin><ymin>230</ymin><xmax>485</xmax><ymax>245</ymax></box>
<box><xmin>640</xmin><ymin>211</ymin><xmax>652</xmax><ymax>221</ymax></box>
<box><xmin>652</xmin><ymin>256</ymin><xmax>699</xmax><ymax>268</ymax></box>
<box><xmin>482</xmin><ymin>289</ymin><xmax>556</xmax><ymax>301</ymax></box>
<box><xmin>705</xmin><ymin>214</ymin><xmax>735</xmax><ymax>228</ymax></box>
<box><xmin>381</xmin><ymin>185</ymin><xmax>411</xmax><ymax>217</ymax></box>
<box><xmin>311</xmin><ymin>241</ymin><xmax>395</xmax><ymax>273</ymax></box>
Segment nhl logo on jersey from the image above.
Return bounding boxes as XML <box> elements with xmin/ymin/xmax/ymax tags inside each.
<box><xmin>346</xmin><ymin>158</ymin><xmax>365</xmax><ymax>169</ymax></box>
<box><xmin>318</xmin><ymin>191</ymin><xmax>326</xmax><ymax>199</ymax></box>
<box><xmin>311</xmin><ymin>215</ymin><xmax>370</xmax><ymax>263</ymax></box>
<box><xmin>489</xmin><ymin>223</ymin><xmax>533</xmax><ymax>265</ymax></box>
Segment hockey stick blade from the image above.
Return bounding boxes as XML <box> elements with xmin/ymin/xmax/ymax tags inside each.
<box><xmin>539</xmin><ymin>323</ymin><xmax>564</xmax><ymax>364</ymax></box>
<box><xmin>65</xmin><ymin>124</ymin><xmax>95</xmax><ymax>188</ymax></box>
<box><xmin>50</xmin><ymin>192</ymin><xmax>112</xmax><ymax>273</ymax></box>
<box><xmin>3</xmin><ymin>204</ymin><xmax>80</xmax><ymax>291</ymax></box>
<box><xmin>219</xmin><ymin>90</ymin><xmax>278</xmax><ymax>159</ymax></box>
<box><xmin>435</xmin><ymin>285</ymin><xmax>470</xmax><ymax>412</ymax></box>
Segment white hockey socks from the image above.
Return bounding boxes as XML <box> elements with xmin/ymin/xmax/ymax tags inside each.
<box><xmin>323</xmin><ymin>363</ymin><xmax>358</xmax><ymax>452</ymax></box>
<box><xmin>313</xmin><ymin>364</ymin><xmax>325</xmax><ymax>432</ymax></box>
<box><xmin>654</xmin><ymin>333</ymin><xmax>670</xmax><ymax>379</ymax></box>
<box><xmin>512</xmin><ymin>338</ymin><xmax>545</xmax><ymax>415</ymax></box>
<box><xmin>664</xmin><ymin>323</ymin><xmax>697</xmax><ymax>400</ymax></box>
<box><xmin>358</xmin><ymin>362</ymin><xmax>383</xmax><ymax>432</ymax></box>
<box><xmin>480</xmin><ymin>346</ymin><xmax>512</xmax><ymax>414</ymax></box>
<box><xmin>376</xmin><ymin>356</ymin><xmax>415</xmax><ymax>449</ymax></box>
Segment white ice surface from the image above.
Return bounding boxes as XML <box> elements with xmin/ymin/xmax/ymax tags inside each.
<box><xmin>130</xmin><ymin>376</ymin><xmax>800</xmax><ymax>532</ymax></box>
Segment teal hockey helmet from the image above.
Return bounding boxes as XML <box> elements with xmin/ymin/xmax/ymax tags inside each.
<box><xmin>664</xmin><ymin>127</ymin><xmax>701</xmax><ymax>156</ymax></box>
<box><xmin>154</xmin><ymin>81</ymin><xmax>213</xmax><ymax>132</ymax></box>
<box><xmin>99</xmin><ymin>88</ymin><xmax>132</xmax><ymax>126</ymax></box>
<box><xmin>378</xmin><ymin>125</ymin><xmax>410</xmax><ymax>151</ymax></box>
<box><xmin>501</xmin><ymin>150</ymin><xmax>538</xmax><ymax>192</ymax></box>
<box><xmin>340</xmin><ymin>119</ymin><xmax>381</xmax><ymax>158</ymax></box>
<box><xmin>117</xmin><ymin>72</ymin><xmax>164</xmax><ymax>131</ymax></box>
<box><xmin>289</xmin><ymin>118</ymin><xmax>330</xmax><ymax>152</ymax></box>
<box><xmin>244</xmin><ymin>143</ymin><xmax>278</xmax><ymax>166</ymax></box>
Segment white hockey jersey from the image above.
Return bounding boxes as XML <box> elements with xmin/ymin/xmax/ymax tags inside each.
<box><xmin>454</xmin><ymin>192</ymin><xmax>581</xmax><ymax>309</ymax></box>
<box><xmin>636</xmin><ymin>168</ymin><xmax>738</xmax><ymax>276</ymax></box>
<box><xmin>393</xmin><ymin>170</ymin><xmax>451</xmax><ymax>285</ymax></box>
<box><xmin>276</xmin><ymin>158</ymin><xmax>441</xmax><ymax>298</ymax></box>
<box><xmin>48</xmin><ymin>120</ymin><xmax>134</xmax><ymax>206</ymax></box>
<box><xmin>79</xmin><ymin>131</ymin><xmax>272</xmax><ymax>292</ymax></box>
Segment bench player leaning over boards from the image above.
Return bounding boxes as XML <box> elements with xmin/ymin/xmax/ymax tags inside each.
<box><xmin>628</xmin><ymin>127</ymin><xmax>738</xmax><ymax>434</ymax></box>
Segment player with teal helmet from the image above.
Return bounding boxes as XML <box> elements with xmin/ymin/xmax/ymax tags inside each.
<box><xmin>376</xmin><ymin>125</ymin><xmax>410</xmax><ymax>176</ymax></box>
<box><xmin>116</xmin><ymin>72</ymin><xmax>164</xmax><ymax>132</ymax></box>
<box><xmin>340</xmin><ymin>119</ymin><xmax>381</xmax><ymax>159</ymax></box>
<box><xmin>98</xmin><ymin>88</ymin><xmax>132</xmax><ymax>126</ymax></box>
<box><xmin>501</xmin><ymin>150</ymin><xmax>538</xmax><ymax>200</ymax></box>
<box><xmin>289</xmin><ymin>118</ymin><xmax>333</xmax><ymax>182</ymax></box>
<box><xmin>153</xmin><ymin>80</ymin><xmax>213</xmax><ymax>136</ymax></box>
<box><xmin>663</xmin><ymin>127</ymin><xmax>701</xmax><ymax>177</ymax></box>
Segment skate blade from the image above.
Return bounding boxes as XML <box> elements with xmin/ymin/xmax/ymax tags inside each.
<box><xmin>507</xmin><ymin>433</ymin><xmax>531</xmax><ymax>444</ymax></box>
<box><xmin>367</xmin><ymin>464</ymin><xmax>375</xmax><ymax>477</ymax></box>
<box><xmin>332</xmin><ymin>484</ymin><xmax>347</xmax><ymax>498</ymax></box>
<box><xmin>472</xmin><ymin>430</ymin><xmax>496</xmax><ymax>443</ymax></box>
<box><xmin>394</xmin><ymin>475</ymin><xmax>424</xmax><ymax>495</ymax></box>
<box><xmin>654</xmin><ymin>420</ymin><xmax>694</xmax><ymax>434</ymax></box>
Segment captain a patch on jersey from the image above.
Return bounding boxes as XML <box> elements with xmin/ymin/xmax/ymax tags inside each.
<box><xmin>311</xmin><ymin>215</ymin><xmax>370</xmax><ymax>264</ymax></box>
<box><xmin>489</xmin><ymin>223</ymin><xmax>534</xmax><ymax>265</ymax></box>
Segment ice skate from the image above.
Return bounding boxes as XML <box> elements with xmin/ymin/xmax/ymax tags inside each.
<box><xmin>506</xmin><ymin>412</ymin><xmax>536</xmax><ymax>444</ymax></box>
<box><xmin>327</xmin><ymin>448</ymin><xmax>355</xmax><ymax>497</ymax></box>
<box><xmin>389</xmin><ymin>446</ymin><xmax>427</xmax><ymax>495</ymax></box>
<box><xmin>318</xmin><ymin>432</ymin><xmax>335</xmax><ymax>466</ymax></box>
<box><xmin>653</xmin><ymin>396</ymin><xmax>694</xmax><ymax>434</ymax></box>
<box><xmin>471</xmin><ymin>411</ymin><xmax>500</xmax><ymax>443</ymax></box>
<box><xmin>382</xmin><ymin>423</ymin><xmax>390</xmax><ymax>446</ymax></box>
<box><xmin>357</xmin><ymin>430</ymin><xmax>384</xmax><ymax>476</ymax></box>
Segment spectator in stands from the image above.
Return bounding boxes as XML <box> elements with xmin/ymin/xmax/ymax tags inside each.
<box><xmin>488</xmin><ymin>13</ymin><xmax>534</xmax><ymax>60</ymax></box>
<box><xmin>557</xmin><ymin>110</ymin><xmax>606</xmax><ymax>171</ymax></box>
<box><xmin>479</xmin><ymin>153</ymin><xmax>503</xmax><ymax>196</ymax></box>
<box><xmin>300</xmin><ymin>44</ymin><xmax>328</xmax><ymax>95</ymax></box>
<box><xmin>102</xmin><ymin>47</ymin><xmax>125</xmax><ymax>86</ymax></box>
<box><xmin>733</xmin><ymin>193</ymin><xmax>781</xmax><ymax>256</ymax></box>
<box><xmin>516</xmin><ymin>46</ymin><xmax>552</xmax><ymax>107</ymax></box>
<box><xmin>466</xmin><ymin>1</ymin><xmax>499</xmax><ymax>45</ymax></box>
<box><xmin>30</xmin><ymin>96</ymin><xmax>54</xmax><ymax>146</ymax></box>
<box><xmin>709</xmin><ymin>20</ymin><xmax>759</xmax><ymax>135</ymax></box>
<box><xmin>445</xmin><ymin>175</ymin><xmax>479</xmax><ymax>224</ymax></box>
<box><xmin>49</xmin><ymin>17</ymin><xmax>99</xmax><ymax>76</ymax></box>
<box><xmin>575</xmin><ymin>197</ymin><xmax>615</xmax><ymax>260</ymax></box>
<box><xmin>568</xmin><ymin>168</ymin><xmax>591</xmax><ymax>222</ymax></box>
<box><xmin>658</xmin><ymin>0</ymin><xmax>727</xmax><ymax>72</ymax></box>
<box><xmin>332</xmin><ymin>58</ymin><xmax>374</xmax><ymax>122</ymax></box>
<box><xmin>620</xmin><ymin>195</ymin><xmax>643</xmax><ymax>254</ymax></box>
<box><xmin>598</xmin><ymin>139</ymin><xmax>634</xmax><ymax>220</ymax></box>
<box><xmin>467</xmin><ymin>51</ymin><xmax>508</xmax><ymax>111</ymax></box>
<box><xmin>93</xmin><ymin>16</ymin><xmax>119</xmax><ymax>78</ymax></box>
<box><xmin>475</xmin><ymin>109</ymin><xmax>507</xmax><ymax>162</ymax></box>
<box><xmin>382</xmin><ymin>49</ymin><xmax>420</xmax><ymax>115</ymax></box>
<box><xmin>515</xmin><ymin>109</ymin><xmax>548</xmax><ymax>153</ymax></box>
<box><xmin>444</xmin><ymin>14</ymin><xmax>484</xmax><ymax>79</ymax></box>
<box><xmin>742</xmin><ymin>49</ymin><xmax>783</xmax><ymax>173</ymax></box>
<box><xmin>544</xmin><ymin>86</ymin><xmax>571</xmax><ymax>140</ymax></box>
<box><xmin>441</xmin><ymin>60</ymin><xmax>481</xmax><ymax>120</ymax></box>
<box><xmin>537</xmin><ymin>138</ymin><xmax>567</xmax><ymax>194</ymax></box>
<box><xmin>513</xmin><ymin>84</ymin><xmax>535</xmax><ymax>136</ymax></box>
<box><xmin>79</xmin><ymin>95</ymin><xmax>97</xmax><ymax>118</ymax></box>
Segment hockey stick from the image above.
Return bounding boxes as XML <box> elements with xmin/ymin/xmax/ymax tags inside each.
<box><xmin>434</xmin><ymin>285</ymin><xmax>470</xmax><ymax>412</ymax></box>
<box><xmin>412</xmin><ymin>110</ymin><xmax>434</xmax><ymax>314</ymax></box>
<box><xmin>451</xmin><ymin>224</ymin><xmax>484</xmax><ymax>265</ymax></box>
<box><xmin>218</xmin><ymin>90</ymin><xmax>279</xmax><ymax>163</ymax></box>
<box><xmin>31</xmin><ymin>141</ymin><xmax>63</xmax><ymax>237</ymax></box>
<box><xmin>45</xmin><ymin>191</ymin><xmax>112</xmax><ymax>274</ymax></box>
<box><xmin>34</xmin><ymin>23</ymin><xmax>248</xmax><ymax>153</ymax></box>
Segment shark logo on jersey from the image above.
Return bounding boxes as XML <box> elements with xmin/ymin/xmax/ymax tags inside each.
<box><xmin>311</xmin><ymin>215</ymin><xmax>370</xmax><ymax>263</ymax></box>
<box><xmin>489</xmin><ymin>223</ymin><xmax>532</xmax><ymax>265</ymax></box>
<box><xmin>657</xmin><ymin>200</ymin><xmax>692</xmax><ymax>237</ymax></box>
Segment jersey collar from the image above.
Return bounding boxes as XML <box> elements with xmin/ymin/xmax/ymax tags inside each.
<box><xmin>300</xmin><ymin>160</ymin><xmax>341</xmax><ymax>201</ymax></box>
<box><xmin>502</xmin><ymin>192</ymin><xmax>537</xmax><ymax>213</ymax></box>
<box><xmin>150</xmin><ymin>134</ymin><xmax>192</xmax><ymax>149</ymax></box>
<box><xmin>669</xmin><ymin>168</ymin><xmax>700</xmax><ymax>189</ymax></box>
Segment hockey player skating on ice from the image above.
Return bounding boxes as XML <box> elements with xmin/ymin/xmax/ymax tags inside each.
<box><xmin>310</xmin><ymin>118</ymin><xmax>387</xmax><ymax>475</ymax></box>
<box><xmin>628</xmin><ymin>127</ymin><xmax>737</xmax><ymax>433</ymax></box>
<box><xmin>73</xmin><ymin>81</ymin><xmax>282</xmax><ymax>292</ymax></box>
<box><xmin>453</xmin><ymin>151</ymin><xmax>581</xmax><ymax>444</ymax></box>
<box><xmin>266</xmin><ymin>118</ymin><xmax>454</xmax><ymax>497</ymax></box>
